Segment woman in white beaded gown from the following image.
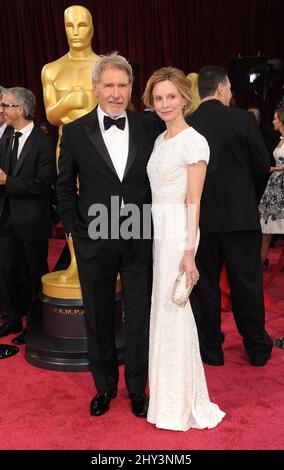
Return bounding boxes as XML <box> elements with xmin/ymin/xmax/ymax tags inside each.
<box><xmin>143</xmin><ymin>67</ymin><xmax>225</xmax><ymax>431</ymax></box>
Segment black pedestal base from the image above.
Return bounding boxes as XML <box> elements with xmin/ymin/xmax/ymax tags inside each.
<box><xmin>25</xmin><ymin>294</ymin><xmax>125</xmax><ymax>372</ymax></box>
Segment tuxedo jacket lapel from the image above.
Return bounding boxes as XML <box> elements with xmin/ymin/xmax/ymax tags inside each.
<box><xmin>3</xmin><ymin>133</ymin><xmax>13</xmax><ymax>173</ymax></box>
<box><xmin>123</xmin><ymin>110</ymin><xmax>141</xmax><ymax>179</ymax></box>
<box><xmin>84</xmin><ymin>108</ymin><xmax>118</xmax><ymax>177</ymax></box>
<box><xmin>13</xmin><ymin>128</ymin><xmax>36</xmax><ymax>176</ymax></box>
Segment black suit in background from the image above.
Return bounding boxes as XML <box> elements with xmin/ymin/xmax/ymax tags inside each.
<box><xmin>0</xmin><ymin>125</ymin><xmax>55</xmax><ymax>327</ymax></box>
<box><xmin>0</xmin><ymin>124</ymin><xmax>13</xmax><ymax>140</ymax></box>
<box><xmin>57</xmin><ymin>108</ymin><xmax>158</xmax><ymax>393</ymax></box>
<box><xmin>187</xmin><ymin>100</ymin><xmax>273</xmax><ymax>365</ymax></box>
<box><xmin>0</xmin><ymin>124</ymin><xmax>29</xmax><ymax>318</ymax></box>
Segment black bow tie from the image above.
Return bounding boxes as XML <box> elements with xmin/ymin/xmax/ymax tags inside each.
<box><xmin>103</xmin><ymin>115</ymin><xmax>126</xmax><ymax>131</ymax></box>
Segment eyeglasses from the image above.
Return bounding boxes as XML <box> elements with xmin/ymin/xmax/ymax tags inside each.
<box><xmin>0</xmin><ymin>103</ymin><xmax>20</xmax><ymax>108</ymax></box>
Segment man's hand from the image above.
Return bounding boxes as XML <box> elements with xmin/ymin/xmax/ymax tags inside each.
<box><xmin>0</xmin><ymin>169</ymin><xmax>7</xmax><ymax>185</ymax></box>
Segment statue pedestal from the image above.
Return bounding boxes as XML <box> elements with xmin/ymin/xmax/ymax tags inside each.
<box><xmin>25</xmin><ymin>271</ymin><xmax>125</xmax><ymax>372</ymax></box>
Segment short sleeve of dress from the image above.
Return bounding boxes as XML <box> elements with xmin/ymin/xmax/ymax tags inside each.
<box><xmin>153</xmin><ymin>131</ymin><xmax>166</xmax><ymax>149</ymax></box>
<box><xmin>183</xmin><ymin>128</ymin><xmax>210</xmax><ymax>166</ymax></box>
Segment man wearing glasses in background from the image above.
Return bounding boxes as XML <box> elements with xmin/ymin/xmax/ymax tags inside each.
<box><xmin>0</xmin><ymin>87</ymin><xmax>55</xmax><ymax>344</ymax></box>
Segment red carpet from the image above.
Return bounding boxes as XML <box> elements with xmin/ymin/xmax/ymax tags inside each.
<box><xmin>0</xmin><ymin>241</ymin><xmax>283</xmax><ymax>450</ymax></box>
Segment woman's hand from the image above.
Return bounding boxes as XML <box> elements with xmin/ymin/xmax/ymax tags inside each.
<box><xmin>179</xmin><ymin>251</ymin><xmax>199</xmax><ymax>288</ymax></box>
<box><xmin>270</xmin><ymin>166</ymin><xmax>284</xmax><ymax>172</ymax></box>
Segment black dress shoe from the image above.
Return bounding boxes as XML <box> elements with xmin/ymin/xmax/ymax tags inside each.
<box><xmin>199</xmin><ymin>343</ymin><xmax>224</xmax><ymax>366</ymax></box>
<box><xmin>250</xmin><ymin>356</ymin><xmax>270</xmax><ymax>367</ymax></box>
<box><xmin>90</xmin><ymin>390</ymin><xmax>117</xmax><ymax>416</ymax></box>
<box><xmin>201</xmin><ymin>350</ymin><xmax>224</xmax><ymax>366</ymax></box>
<box><xmin>128</xmin><ymin>392</ymin><xmax>149</xmax><ymax>418</ymax></box>
<box><xmin>0</xmin><ymin>322</ymin><xmax>22</xmax><ymax>338</ymax></box>
<box><xmin>202</xmin><ymin>357</ymin><xmax>224</xmax><ymax>366</ymax></box>
<box><xmin>12</xmin><ymin>330</ymin><xmax>26</xmax><ymax>345</ymax></box>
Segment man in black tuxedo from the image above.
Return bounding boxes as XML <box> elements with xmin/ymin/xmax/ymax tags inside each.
<box><xmin>57</xmin><ymin>52</ymin><xmax>159</xmax><ymax>418</ymax></box>
<box><xmin>0</xmin><ymin>87</ymin><xmax>55</xmax><ymax>344</ymax></box>
<box><xmin>188</xmin><ymin>66</ymin><xmax>273</xmax><ymax>367</ymax></box>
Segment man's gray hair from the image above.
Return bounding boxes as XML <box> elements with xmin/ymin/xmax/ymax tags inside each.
<box><xmin>5</xmin><ymin>87</ymin><xmax>36</xmax><ymax>119</ymax></box>
<box><xmin>92</xmin><ymin>51</ymin><xmax>133</xmax><ymax>85</ymax></box>
<box><xmin>0</xmin><ymin>86</ymin><xmax>6</xmax><ymax>98</ymax></box>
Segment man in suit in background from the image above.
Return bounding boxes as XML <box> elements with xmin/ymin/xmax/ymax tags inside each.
<box><xmin>0</xmin><ymin>86</ymin><xmax>31</xmax><ymax>322</ymax></box>
<box><xmin>188</xmin><ymin>66</ymin><xmax>273</xmax><ymax>367</ymax></box>
<box><xmin>57</xmin><ymin>52</ymin><xmax>158</xmax><ymax>418</ymax></box>
<box><xmin>0</xmin><ymin>87</ymin><xmax>55</xmax><ymax>344</ymax></box>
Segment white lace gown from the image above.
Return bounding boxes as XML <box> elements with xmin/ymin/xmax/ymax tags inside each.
<box><xmin>147</xmin><ymin>128</ymin><xmax>225</xmax><ymax>431</ymax></box>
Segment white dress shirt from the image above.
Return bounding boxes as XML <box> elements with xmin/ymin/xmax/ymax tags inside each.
<box><xmin>97</xmin><ymin>106</ymin><xmax>129</xmax><ymax>208</ymax></box>
<box><xmin>0</xmin><ymin>122</ymin><xmax>7</xmax><ymax>139</ymax></box>
<box><xmin>97</xmin><ymin>105</ymin><xmax>129</xmax><ymax>182</ymax></box>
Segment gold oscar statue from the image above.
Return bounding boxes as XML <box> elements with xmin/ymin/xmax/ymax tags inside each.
<box><xmin>25</xmin><ymin>6</ymin><xmax>121</xmax><ymax>372</ymax></box>
<box><xmin>41</xmin><ymin>5</ymin><xmax>99</xmax><ymax>299</ymax></box>
<box><xmin>187</xmin><ymin>72</ymin><xmax>201</xmax><ymax>114</ymax></box>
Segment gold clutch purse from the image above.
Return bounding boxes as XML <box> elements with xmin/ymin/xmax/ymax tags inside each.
<box><xmin>172</xmin><ymin>272</ymin><xmax>193</xmax><ymax>307</ymax></box>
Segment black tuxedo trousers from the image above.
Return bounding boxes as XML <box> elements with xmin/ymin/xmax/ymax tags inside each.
<box><xmin>190</xmin><ymin>231</ymin><xmax>273</xmax><ymax>363</ymax></box>
<box><xmin>0</xmin><ymin>227</ymin><xmax>48</xmax><ymax>323</ymax></box>
<box><xmin>74</xmin><ymin>234</ymin><xmax>152</xmax><ymax>393</ymax></box>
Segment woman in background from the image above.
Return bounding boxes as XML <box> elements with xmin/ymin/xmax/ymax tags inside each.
<box><xmin>259</xmin><ymin>107</ymin><xmax>284</xmax><ymax>265</ymax></box>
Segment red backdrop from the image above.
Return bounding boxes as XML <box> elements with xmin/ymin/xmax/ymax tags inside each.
<box><xmin>0</xmin><ymin>0</ymin><xmax>283</xmax><ymax>126</ymax></box>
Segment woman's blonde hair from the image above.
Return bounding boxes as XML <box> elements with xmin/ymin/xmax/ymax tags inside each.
<box><xmin>142</xmin><ymin>67</ymin><xmax>193</xmax><ymax>117</ymax></box>
<box><xmin>275</xmin><ymin>106</ymin><xmax>284</xmax><ymax>124</ymax></box>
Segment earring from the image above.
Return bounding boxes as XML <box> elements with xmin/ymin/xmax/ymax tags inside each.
<box><xmin>182</xmin><ymin>103</ymin><xmax>186</xmax><ymax>110</ymax></box>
